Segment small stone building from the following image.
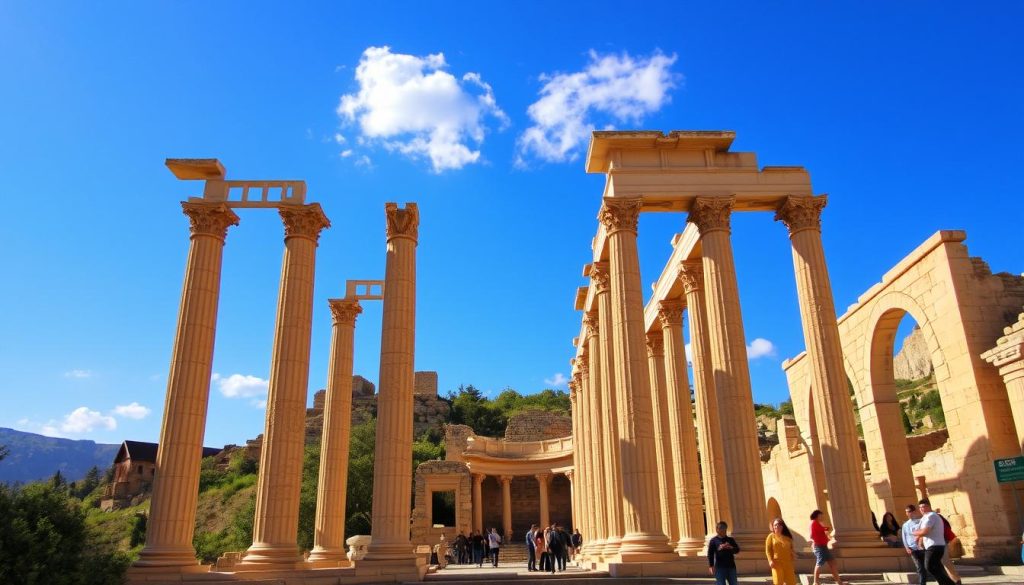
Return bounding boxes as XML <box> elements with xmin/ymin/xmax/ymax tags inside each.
<box><xmin>100</xmin><ymin>440</ymin><xmax>220</xmax><ymax>511</ymax></box>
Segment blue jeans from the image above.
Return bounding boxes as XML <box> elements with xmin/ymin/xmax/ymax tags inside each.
<box><xmin>714</xmin><ymin>566</ymin><xmax>738</xmax><ymax>585</ymax></box>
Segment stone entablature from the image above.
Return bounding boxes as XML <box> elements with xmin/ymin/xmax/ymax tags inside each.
<box><xmin>465</xmin><ymin>434</ymin><xmax>573</xmax><ymax>460</ymax></box>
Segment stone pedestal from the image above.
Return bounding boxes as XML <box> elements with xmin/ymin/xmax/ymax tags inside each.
<box><xmin>686</xmin><ymin>197</ymin><xmax>766</xmax><ymax>549</ymax></box>
<box><xmin>363</xmin><ymin>203</ymin><xmax>419</xmax><ymax>566</ymax></box>
<box><xmin>243</xmin><ymin>204</ymin><xmax>330</xmax><ymax>567</ymax></box>
<box><xmin>308</xmin><ymin>299</ymin><xmax>361</xmax><ymax>565</ymax></box>
<box><xmin>599</xmin><ymin>199</ymin><xmax>675</xmax><ymax>561</ymax></box>
<box><xmin>135</xmin><ymin>202</ymin><xmax>239</xmax><ymax>569</ymax></box>
<box><xmin>776</xmin><ymin>195</ymin><xmax>881</xmax><ymax>548</ymax></box>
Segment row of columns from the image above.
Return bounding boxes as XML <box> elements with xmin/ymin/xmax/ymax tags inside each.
<box><xmin>573</xmin><ymin>194</ymin><xmax>880</xmax><ymax>561</ymax></box>
<box><xmin>468</xmin><ymin>472</ymin><xmax>570</xmax><ymax>539</ymax></box>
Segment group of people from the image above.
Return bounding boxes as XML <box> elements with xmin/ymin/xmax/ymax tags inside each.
<box><xmin>900</xmin><ymin>499</ymin><xmax>963</xmax><ymax>585</ymax></box>
<box><xmin>525</xmin><ymin>523</ymin><xmax>582</xmax><ymax>573</ymax></box>
<box><xmin>439</xmin><ymin>528</ymin><xmax>504</xmax><ymax>567</ymax></box>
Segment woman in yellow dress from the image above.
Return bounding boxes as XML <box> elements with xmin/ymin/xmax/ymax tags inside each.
<box><xmin>765</xmin><ymin>517</ymin><xmax>798</xmax><ymax>585</ymax></box>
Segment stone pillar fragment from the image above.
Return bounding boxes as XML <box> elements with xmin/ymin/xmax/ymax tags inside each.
<box><xmin>598</xmin><ymin>199</ymin><xmax>675</xmax><ymax>560</ymax></box>
<box><xmin>500</xmin><ymin>475</ymin><xmax>513</xmax><ymax>540</ymax></box>
<box><xmin>658</xmin><ymin>300</ymin><xmax>705</xmax><ymax>555</ymax></box>
<box><xmin>244</xmin><ymin>204</ymin><xmax>330</xmax><ymax>566</ymax></box>
<box><xmin>472</xmin><ymin>473</ymin><xmax>485</xmax><ymax>533</ymax></box>
<box><xmin>686</xmin><ymin>197</ymin><xmax>766</xmax><ymax>548</ymax></box>
<box><xmin>591</xmin><ymin>262</ymin><xmax>624</xmax><ymax>557</ymax></box>
<box><xmin>135</xmin><ymin>202</ymin><xmax>239</xmax><ymax>569</ymax></box>
<box><xmin>365</xmin><ymin>203</ymin><xmax>419</xmax><ymax>563</ymax></box>
<box><xmin>680</xmin><ymin>260</ymin><xmax>731</xmax><ymax>533</ymax></box>
<box><xmin>645</xmin><ymin>331</ymin><xmax>679</xmax><ymax>545</ymax></box>
<box><xmin>982</xmin><ymin>309</ymin><xmax>1024</xmax><ymax>454</ymax></box>
<box><xmin>776</xmin><ymin>195</ymin><xmax>891</xmax><ymax>547</ymax></box>
<box><xmin>537</xmin><ymin>473</ymin><xmax>552</xmax><ymax>529</ymax></box>
<box><xmin>309</xmin><ymin>299</ymin><xmax>362</xmax><ymax>565</ymax></box>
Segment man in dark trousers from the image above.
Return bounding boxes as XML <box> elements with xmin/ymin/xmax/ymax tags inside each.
<box><xmin>913</xmin><ymin>499</ymin><xmax>956</xmax><ymax>585</ymax></box>
<box><xmin>526</xmin><ymin>524</ymin><xmax>538</xmax><ymax>571</ymax></box>
<box><xmin>707</xmin><ymin>520</ymin><xmax>740</xmax><ymax>585</ymax></box>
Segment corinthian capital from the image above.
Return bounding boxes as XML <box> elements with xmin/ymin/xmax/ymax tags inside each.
<box><xmin>280</xmin><ymin>203</ymin><xmax>331</xmax><ymax>243</ymax></box>
<box><xmin>583</xmin><ymin>311</ymin><xmax>600</xmax><ymax>339</ymax></box>
<box><xmin>657</xmin><ymin>300</ymin><xmax>685</xmax><ymax>328</ymax></box>
<box><xmin>645</xmin><ymin>331</ymin><xmax>664</xmax><ymax>357</ymax></box>
<box><xmin>589</xmin><ymin>262</ymin><xmax>610</xmax><ymax>294</ymax></box>
<box><xmin>775</xmin><ymin>195</ymin><xmax>827</xmax><ymax>235</ymax></box>
<box><xmin>385</xmin><ymin>202</ymin><xmax>419</xmax><ymax>242</ymax></box>
<box><xmin>678</xmin><ymin>260</ymin><xmax>705</xmax><ymax>294</ymax></box>
<box><xmin>328</xmin><ymin>298</ymin><xmax>362</xmax><ymax>326</ymax></box>
<box><xmin>182</xmin><ymin>202</ymin><xmax>240</xmax><ymax>240</ymax></box>
<box><xmin>597</xmin><ymin>198</ymin><xmax>642</xmax><ymax>235</ymax></box>
<box><xmin>687</xmin><ymin>196</ymin><xmax>734</xmax><ymax>234</ymax></box>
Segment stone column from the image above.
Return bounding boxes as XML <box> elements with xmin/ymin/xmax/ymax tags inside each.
<box><xmin>135</xmin><ymin>202</ymin><xmax>239</xmax><ymax>569</ymax></box>
<box><xmin>686</xmin><ymin>197</ymin><xmax>766</xmax><ymax>548</ymax></box>
<box><xmin>590</xmin><ymin>262</ymin><xmax>624</xmax><ymax>557</ymax></box>
<box><xmin>244</xmin><ymin>204</ymin><xmax>330</xmax><ymax>567</ymax></box>
<box><xmin>564</xmin><ymin>470</ymin><xmax>575</xmax><ymax>531</ymax></box>
<box><xmin>537</xmin><ymin>473</ymin><xmax>552</xmax><ymax>528</ymax></box>
<box><xmin>365</xmin><ymin>203</ymin><xmax>419</xmax><ymax>563</ymax></box>
<box><xmin>583</xmin><ymin>311</ymin><xmax>608</xmax><ymax>554</ymax></box>
<box><xmin>776</xmin><ymin>195</ymin><xmax>883</xmax><ymax>547</ymax></box>
<box><xmin>598</xmin><ymin>199</ymin><xmax>675</xmax><ymax>560</ymax></box>
<box><xmin>645</xmin><ymin>331</ymin><xmax>679</xmax><ymax>545</ymax></box>
<box><xmin>982</xmin><ymin>309</ymin><xmax>1024</xmax><ymax>454</ymax></box>
<box><xmin>679</xmin><ymin>260</ymin><xmax>730</xmax><ymax>533</ymax></box>
<box><xmin>308</xmin><ymin>299</ymin><xmax>362</xmax><ymax>565</ymax></box>
<box><xmin>500</xmin><ymin>475</ymin><xmax>513</xmax><ymax>540</ymax></box>
<box><xmin>658</xmin><ymin>300</ymin><xmax>706</xmax><ymax>555</ymax></box>
<box><xmin>570</xmin><ymin>367</ymin><xmax>590</xmax><ymax>545</ymax></box>
<box><xmin>472</xmin><ymin>473</ymin><xmax>485</xmax><ymax>533</ymax></box>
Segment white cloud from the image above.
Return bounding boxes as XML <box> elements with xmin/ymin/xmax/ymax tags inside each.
<box><xmin>544</xmin><ymin>372</ymin><xmax>568</xmax><ymax>388</ymax></box>
<box><xmin>337</xmin><ymin>46</ymin><xmax>508</xmax><ymax>172</ymax></box>
<box><xmin>516</xmin><ymin>50</ymin><xmax>678</xmax><ymax>166</ymax></box>
<box><xmin>113</xmin><ymin>402</ymin><xmax>151</xmax><ymax>420</ymax></box>
<box><xmin>746</xmin><ymin>338</ymin><xmax>778</xmax><ymax>360</ymax></box>
<box><xmin>64</xmin><ymin>369</ymin><xmax>92</xmax><ymax>379</ymax></box>
<box><xmin>40</xmin><ymin>407</ymin><xmax>118</xmax><ymax>436</ymax></box>
<box><xmin>684</xmin><ymin>342</ymin><xmax>693</xmax><ymax>366</ymax></box>
<box><xmin>212</xmin><ymin>372</ymin><xmax>269</xmax><ymax>400</ymax></box>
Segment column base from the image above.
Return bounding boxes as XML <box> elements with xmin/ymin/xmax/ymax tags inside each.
<box><xmin>306</xmin><ymin>546</ymin><xmax>348</xmax><ymax>567</ymax></box>
<box><xmin>598</xmin><ymin>535</ymin><xmax>622</xmax><ymax>558</ymax></box>
<box><xmin>355</xmin><ymin>556</ymin><xmax>426</xmax><ymax>581</ymax></box>
<box><xmin>363</xmin><ymin>541</ymin><xmax>417</xmax><ymax>562</ymax></box>
<box><xmin>673</xmin><ymin>536</ymin><xmax>705</xmax><ymax>556</ymax></box>
<box><xmin>618</xmin><ymin>531</ymin><xmax>676</xmax><ymax>559</ymax></box>
<box><xmin>235</xmin><ymin>542</ymin><xmax>305</xmax><ymax>569</ymax></box>
<box><xmin>133</xmin><ymin>545</ymin><xmax>204</xmax><ymax>568</ymax></box>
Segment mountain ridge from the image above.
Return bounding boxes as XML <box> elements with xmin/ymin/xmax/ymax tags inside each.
<box><xmin>0</xmin><ymin>427</ymin><xmax>120</xmax><ymax>484</ymax></box>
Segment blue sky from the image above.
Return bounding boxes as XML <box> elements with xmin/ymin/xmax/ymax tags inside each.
<box><xmin>1</xmin><ymin>2</ymin><xmax>1021</xmax><ymax>448</ymax></box>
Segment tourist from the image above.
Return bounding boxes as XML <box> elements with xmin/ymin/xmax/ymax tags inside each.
<box><xmin>536</xmin><ymin>526</ymin><xmax>550</xmax><ymax>573</ymax></box>
<box><xmin>809</xmin><ymin>510</ymin><xmax>845</xmax><ymax>585</ymax></box>
<box><xmin>765</xmin><ymin>517</ymin><xmax>798</xmax><ymax>585</ymax></box>
<box><xmin>487</xmin><ymin>527</ymin><xmax>502</xmax><ymax>567</ymax></box>
<box><xmin>554</xmin><ymin>523</ymin><xmax>569</xmax><ymax>571</ymax></box>
<box><xmin>912</xmin><ymin>499</ymin><xmax>956</xmax><ymax>585</ymax></box>
<box><xmin>934</xmin><ymin>508</ymin><xmax>962</xmax><ymax>585</ymax></box>
<box><xmin>526</xmin><ymin>524</ymin><xmax>538</xmax><ymax>571</ymax></box>
<box><xmin>470</xmin><ymin>530</ymin><xmax>485</xmax><ymax>567</ymax></box>
<box><xmin>878</xmin><ymin>512</ymin><xmax>902</xmax><ymax>547</ymax></box>
<box><xmin>571</xmin><ymin>528</ymin><xmax>583</xmax><ymax>560</ymax></box>
<box><xmin>544</xmin><ymin>526</ymin><xmax>557</xmax><ymax>573</ymax></box>
<box><xmin>901</xmin><ymin>503</ymin><xmax>927</xmax><ymax>585</ymax></box>
<box><xmin>455</xmin><ymin>531</ymin><xmax>468</xmax><ymax>564</ymax></box>
<box><xmin>707</xmin><ymin>520</ymin><xmax>740</xmax><ymax>585</ymax></box>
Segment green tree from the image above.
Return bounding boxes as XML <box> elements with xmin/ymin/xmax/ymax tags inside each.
<box><xmin>297</xmin><ymin>444</ymin><xmax>321</xmax><ymax>552</ymax></box>
<box><xmin>75</xmin><ymin>466</ymin><xmax>101</xmax><ymax>499</ymax></box>
<box><xmin>346</xmin><ymin>419</ymin><xmax>377</xmax><ymax>536</ymax></box>
<box><xmin>901</xmin><ymin>409</ymin><xmax>914</xmax><ymax>434</ymax></box>
<box><xmin>448</xmin><ymin>385</ymin><xmax>503</xmax><ymax>437</ymax></box>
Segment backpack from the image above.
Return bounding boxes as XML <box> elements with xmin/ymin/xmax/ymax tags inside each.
<box><xmin>940</xmin><ymin>514</ymin><xmax>956</xmax><ymax>542</ymax></box>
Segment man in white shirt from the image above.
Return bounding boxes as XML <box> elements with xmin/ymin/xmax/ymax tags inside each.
<box><xmin>902</xmin><ymin>503</ymin><xmax>927</xmax><ymax>585</ymax></box>
<box><xmin>913</xmin><ymin>499</ymin><xmax>955</xmax><ymax>585</ymax></box>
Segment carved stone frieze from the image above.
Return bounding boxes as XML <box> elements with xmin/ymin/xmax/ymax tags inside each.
<box><xmin>328</xmin><ymin>299</ymin><xmax>362</xmax><ymax>326</ymax></box>
<box><xmin>597</xmin><ymin>198</ymin><xmax>642</xmax><ymax>234</ymax></box>
<box><xmin>775</xmin><ymin>195</ymin><xmax>827</xmax><ymax>235</ymax></box>
<box><xmin>280</xmin><ymin>203</ymin><xmax>330</xmax><ymax>242</ymax></box>
<box><xmin>385</xmin><ymin>202</ymin><xmax>419</xmax><ymax>242</ymax></box>
<box><xmin>686</xmin><ymin>196</ymin><xmax>734</xmax><ymax>234</ymax></box>
<box><xmin>182</xmin><ymin>202</ymin><xmax>240</xmax><ymax>240</ymax></box>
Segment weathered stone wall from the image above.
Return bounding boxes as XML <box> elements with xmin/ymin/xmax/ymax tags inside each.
<box><xmin>410</xmin><ymin>460</ymin><xmax>472</xmax><ymax>547</ymax></box>
<box><xmin>414</xmin><ymin>371</ymin><xmax>438</xmax><ymax>397</ymax></box>
<box><xmin>907</xmin><ymin>429</ymin><xmax>950</xmax><ymax>466</ymax></box>
<box><xmin>504</xmin><ymin>409</ymin><xmax>572</xmax><ymax>442</ymax></box>
<box><xmin>444</xmin><ymin>424</ymin><xmax>474</xmax><ymax>462</ymax></box>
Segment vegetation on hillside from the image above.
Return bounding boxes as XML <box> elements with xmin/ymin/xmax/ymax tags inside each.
<box><xmin>447</xmin><ymin>384</ymin><xmax>571</xmax><ymax>437</ymax></box>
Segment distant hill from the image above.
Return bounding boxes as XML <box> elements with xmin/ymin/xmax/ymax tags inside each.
<box><xmin>0</xmin><ymin>427</ymin><xmax>119</xmax><ymax>484</ymax></box>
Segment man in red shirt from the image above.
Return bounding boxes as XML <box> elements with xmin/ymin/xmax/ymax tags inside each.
<box><xmin>810</xmin><ymin>510</ymin><xmax>845</xmax><ymax>585</ymax></box>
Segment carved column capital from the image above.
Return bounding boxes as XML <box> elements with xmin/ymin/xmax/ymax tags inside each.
<box><xmin>678</xmin><ymin>260</ymin><xmax>705</xmax><ymax>293</ymax></box>
<box><xmin>597</xmin><ymin>198</ymin><xmax>642</xmax><ymax>235</ymax></box>
<box><xmin>775</xmin><ymin>195</ymin><xmax>827</xmax><ymax>236</ymax></box>
<box><xmin>577</xmin><ymin>355</ymin><xmax>590</xmax><ymax>378</ymax></box>
<box><xmin>645</xmin><ymin>331</ymin><xmax>664</xmax><ymax>358</ymax></box>
<box><xmin>182</xmin><ymin>202</ymin><xmax>240</xmax><ymax>240</ymax></box>
<box><xmin>687</xmin><ymin>196</ymin><xmax>734</xmax><ymax>234</ymax></box>
<box><xmin>328</xmin><ymin>298</ymin><xmax>362</xmax><ymax>326</ymax></box>
<box><xmin>657</xmin><ymin>300</ymin><xmax>685</xmax><ymax>328</ymax></box>
<box><xmin>499</xmin><ymin>475</ymin><xmax>513</xmax><ymax>485</ymax></box>
<box><xmin>385</xmin><ymin>202</ymin><xmax>419</xmax><ymax>242</ymax></box>
<box><xmin>472</xmin><ymin>473</ymin><xmax>486</xmax><ymax>484</ymax></box>
<box><xmin>589</xmin><ymin>262</ymin><xmax>610</xmax><ymax>294</ymax></box>
<box><xmin>280</xmin><ymin>203</ymin><xmax>330</xmax><ymax>243</ymax></box>
<box><xmin>583</xmin><ymin>311</ymin><xmax>600</xmax><ymax>339</ymax></box>
<box><xmin>563</xmin><ymin>469</ymin><xmax>574</xmax><ymax>483</ymax></box>
<box><xmin>535</xmin><ymin>473</ymin><xmax>552</xmax><ymax>485</ymax></box>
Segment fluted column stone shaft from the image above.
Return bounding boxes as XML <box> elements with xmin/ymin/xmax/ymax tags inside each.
<box><xmin>537</xmin><ymin>473</ymin><xmax>552</xmax><ymax>529</ymax></box>
<box><xmin>309</xmin><ymin>299</ymin><xmax>362</xmax><ymax>564</ymax></box>
<box><xmin>366</xmin><ymin>203</ymin><xmax>419</xmax><ymax>561</ymax></box>
<box><xmin>598</xmin><ymin>199</ymin><xmax>674</xmax><ymax>559</ymax></box>
<box><xmin>686</xmin><ymin>197</ymin><xmax>766</xmax><ymax>547</ymax></box>
<box><xmin>570</xmin><ymin>368</ymin><xmax>592</xmax><ymax>548</ymax></box>
<box><xmin>776</xmin><ymin>195</ymin><xmax>880</xmax><ymax>546</ymax></box>
<box><xmin>658</xmin><ymin>300</ymin><xmax>705</xmax><ymax>554</ymax></box>
<box><xmin>680</xmin><ymin>260</ymin><xmax>730</xmax><ymax>533</ymax></box>
<box><xmin>472</xmin><ymin>474</ymin><xmax>484</xmax><ymax>533</ymax></box>
<box><xmin>501</xmin><ymin>475</ymin><xmax>513</xmax><ymax>540</ymax></box>
<box><xmin>136</xmin><ymin>202</ymin><xmax>239</xmax><ymax>568</ymax></box>
<box><xmin>246</xmin><ymin>204</ymin><xmax>330</xmax><ymax>565</ymax></box>
<box><xmin>645</xmin><ymin>332</ymin><xmax>679</xmax><ymax>545</ymax></box>
<box><xmin>591</xmin><ymin>262</ymin><xmax>624</xmax><ymax>557</ymax></box>
<box><xmin>583</xmin><ymin>311</ymin><xmax>608</xmax><ymax>553</ymax></box>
